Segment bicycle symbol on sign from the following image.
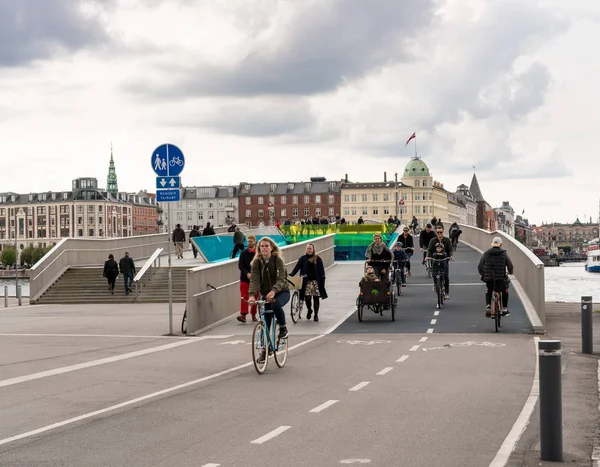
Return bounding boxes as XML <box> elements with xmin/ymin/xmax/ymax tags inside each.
<box><xmin>170</xmin><ymin>156</ymin><xmax>184</xmax><ymax>167</ymax></box>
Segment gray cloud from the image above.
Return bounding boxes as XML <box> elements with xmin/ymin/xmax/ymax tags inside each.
<box><xmin>126</xmin><ymin>0</ymin><xmax>436</xmax><ymax>98</ymax></box>
<box><xmin>0</xmin><ymin>0</ymin><xmax>113</xmax><ymax>67</ymax></box>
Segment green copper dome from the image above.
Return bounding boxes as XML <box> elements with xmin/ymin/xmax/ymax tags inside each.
<box><xmin>403</xmin><ymin>157</ymin><xmax>430</xmax><ymax>177</ymax></box>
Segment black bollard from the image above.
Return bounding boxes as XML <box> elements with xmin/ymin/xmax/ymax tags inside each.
<box><xmin>582</xmin><ymin>296</ymin><xmax>593</xmax><ymax>354</ymax></box>
<box><xmin>539</xmin><ymin>339</ymin><xmax>563</xmax><ymax>462</ymax></box>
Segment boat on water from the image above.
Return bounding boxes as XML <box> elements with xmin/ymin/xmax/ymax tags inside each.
<box><xmin>585</xmin><ymin>241</ymin><xmax>600</xmax><ymax>272</ymax></box>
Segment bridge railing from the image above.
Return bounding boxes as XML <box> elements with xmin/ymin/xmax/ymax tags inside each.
<box><xmin>447</xmin><ymin>223</ymin><xmax>545</xmax><ymax>329</ymax></box>
<box><xmin>186</xmin><ymin>234</ymin><xmax>336</xmax><ymax>334</ymax></box>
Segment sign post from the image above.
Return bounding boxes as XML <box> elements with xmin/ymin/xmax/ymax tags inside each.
<box><xmin>399</xmin><ymin>198</ymin><xmax>405</xmax><ymax>223</ymax></box>
<box><xmin>152</xmin><ymin>143</ymin><xmax>185</xmax><ymax>335</ymax></box>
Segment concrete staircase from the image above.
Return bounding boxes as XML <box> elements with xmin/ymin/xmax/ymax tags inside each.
<box><xmin>34</xmin><ymin>267</ymin><xmax>188</xmax><ymax>304</ymax></box>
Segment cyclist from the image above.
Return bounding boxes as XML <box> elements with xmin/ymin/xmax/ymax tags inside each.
<box><xmin>409</xmin><ymin>216</ymin><xmax>419</xmax><ymax>235</ymax></box>
<box><xmin>392</xmin><ymin>242</ymin><xmax>408</xmax><ymax>287</ymax></box>
<box><xmin>419</xmin><ymin>223</ymin><xmax>436</xmax><ymax>265</ymax></box>
<box><xmin>449</xmin><ymin>222</ymin><xmax>462</xmax><ymax>248</ymax></box>
<box><xmin>430</xmin><ymin>242</ymin><xmax>448</xmax><ymax>291</ymax></box>
<box><xmin>398</xmin><ymin>227</ymin><xmax>415</xmax><ymax>276</ymax></box>
<box><xmin>248</xmin><ymin>237</ymin><xmax>290</xmax><ymax>362</ymax></box>
<box><xmin>478</xmin><ymin>236</ymin><xmax>514</xmax><ymax>317</ymax></box>
<box><xmin>365</xmin><ymin>234</ymin><xmax>393</xmax><ymax>280</ymax></box>
<box><xmin>426</xmin><ymin>224</ymin><xmax>454</xmax><ymax>299</ymax></box>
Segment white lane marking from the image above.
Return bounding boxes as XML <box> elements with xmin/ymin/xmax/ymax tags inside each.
<box><xmin>376</xmin><ymin>367</ymin><xmax>393</xmax><ymax>376</ymax></box>
<box><xmin>0</xmin><ymin>337</ymin><xmax>225</xmax><ymax>389</ymax></box>
<box><xmin>396</xmin><ymin>355</ymin><xmax>409</xmax><ymax>363</ymax></box>
<box><xmin>409</xmin><ymin>345</ymin><xmax>420</xmax><ymax>351</ymax></box>
<box><xmin>202</xmin><ymin>464</ymin><xmax>220</xmax><ymax>467</ymax></box>
<box><xmin>0</xmin><ymin>305</ymin><xmax>42</xmax><ymax>311</ymax></box>
<box><xmin>427</xmin><ymin>328</ymin><xmax>434</xmax><ymax>334</ymax></box>
<box><xmin>430</xmin><ymin>319</ymin><xmax>437</xmax><ymax>325</ymax></box>
<box><xmin>349</xmin><ymin>381</ymin><xmax>370</xmax><ymax>392</ymax></box>
<box><xmin>337</xmin><ymin>340</ymin><xmax>391</xmax><ymax>346</ymax></box>
<box><xmin>0</xmin><ymin>334</ymin><xmax>326</xmax><ymax>447</ymax></box>
<box><xmin>219</xmin><ymin>340</ymin><xmax>246</xmax><ymax>345</ymax></box>
<box><xmin>434</xmin><ymin>311</ymin><xmax>440</xmax><ymax>316</ymax></box>
<box><xmin>488</xmin><ymin>337</ymin><xmax>540</xmax><ymax>467</ymax></box>
<box><xmin>419</xmin><ymin>337</ymin><xmax>428</xmax><ymax>342</ymax></box>
<box><xmin>0</xmin><ymin>333</ymin><xmax>229</xmax><ymax>340</ymax></box>
<box><xmin>340</xmin><ymin>460</ymin><xmax>371</xmax><ymax>464</ymax></box>
<box><xmin>310</xmin><ymin>400</ymin><xmax>339</xmax><ymax>413</ymax></box>
<box><xmin>325</xmin><ymin>305</ymin><xmax>360</xmax><ymax>334</ymax></box>
<box><xmin>250</xmin><ymin>425</ymin><xmax>291</xmax><ymax>444</ymax></box>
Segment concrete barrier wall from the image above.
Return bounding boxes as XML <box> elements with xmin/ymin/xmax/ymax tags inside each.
<box><xmin>187</xmin><ymin>234</ymin><xmax>336</xmax><ymax>334</ymax></box>
<box><xmin>445</xmin><ymin>222</ymin><xmax>545</xmax><ymax>326</ymax></box>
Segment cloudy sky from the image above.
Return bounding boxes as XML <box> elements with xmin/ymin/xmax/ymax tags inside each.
<box><xmin>1</xmin><ymin>0</ymin><xmax>598</xmax><ymax>225</ymax></box>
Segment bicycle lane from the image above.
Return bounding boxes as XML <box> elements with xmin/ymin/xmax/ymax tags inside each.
<box><xmin>0</xmin><ymin>334</ymin><xmax>423</xmax><ymax>466</ymax></box>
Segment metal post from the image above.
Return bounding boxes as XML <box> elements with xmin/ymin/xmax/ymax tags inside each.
<box><xmin>395</xmin><ymin>173</ymin><xmax>398</xmax><ymax>218</ymax></box>
<box><xmin>167</xmin><ymin>202</ymin><xmax>173</xmax><ymax>335</ymax></box>
<box><xmin>17</xmin><ymin>285</ymin><xmax>22</xmax><ymax>306</ymax></box>
<box><xmin>4</xmin><ymin>286</ymin><xmax>7</xmax><ymax>307</ymax></box>
<box><xmin>15</xmin><ymin>244</ymin><xmax>19</xmax><ymax>307</ymax></box>
<box><xmin>539</xmin><ymin>339</ymin><xmax>563</xmax><ymax>462</ymax></box>
<box><xmin>582</xmin><ymin>295</ymin><xmax>593</xmax><ymax>354</ymax></box>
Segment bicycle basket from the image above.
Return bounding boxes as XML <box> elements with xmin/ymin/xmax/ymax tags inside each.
<box><xmin>287</xmin><ymin>276</ymin><xmax>302</xmax><ymax>289</ymax></box>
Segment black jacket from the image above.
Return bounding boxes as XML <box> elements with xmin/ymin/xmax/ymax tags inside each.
<box><xmin>478</xmin><ymin>247</ymin><xmax>514</xmax><ymax>282</ymax></box>
<box><xmin>427</xmin><ymin>236</ymin><xmax>453</xmax><ymax>258</ymax></box>
<box><xmin>398</xmin><ymin>233</ymin><xmax>414</xmax><ymax>250</ymax></box>
<box><xmin>119</xmin><ymin>256</ymin><xmax>136</xmax><ymax>275</ymax></box>
<box><xmin>290</xmin><ymin>255</ymin><xmax>328</xmax><ymax>300</ymax></box>
<box><xmin>172</xmin><ymin>227</ymin><xmax>186</xmax><ymax>243</ymax></box>
<box><xmin>103</xmin><ymin>259</ymin><xmax>119</xmax><ymax>277</ymax></box>
<box><xmin>419</xmin><ymin>229</ymin><xmax>436</xmax><ymax>249</ymax></box>
<box><xmin>238</xmin><ymin>248</ymin><xmax>256</xmax><ymax>283</ymax></box>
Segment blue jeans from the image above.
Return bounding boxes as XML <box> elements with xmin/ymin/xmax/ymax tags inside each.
<box><xmin>123</xmin><ymin>271</ymin><xmax>134</xmax><ymax>293</ymax></box>
<box><xmin>264</xmin><ymin>290</ymin><xmax>290</xmax><ymax>331</ymax></box>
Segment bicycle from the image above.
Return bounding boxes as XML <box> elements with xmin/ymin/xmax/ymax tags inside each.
<box><xmin>489</xmin><ymin>275</ymin><xmax>505</xmax><ymax>333</ymax></box>
<box><xmin>244</xmin><ymin>297</ymin><xmax>289</xmax><ymax>375</ymax></box>
<box><xmin>391</xmin><ymin>262</ymin><xmax>403</xmax><ymax>296</ymax></box>
<box><xmin>451</xmin><ymin>233</ymin><xmax>460</xmax><ymax>251</ymax></box>
<box><xmin>404</xmin><ymin>247</ymin><xmax>414</xmax><ymax>280</ymax></box>
<box><xmin>181</xmin><ymin>307</ymin><xmax>187</xmax><ymax>334</ymax></box>
<box><xmin>428</xmin><ymin>257</ymin><xmax>450</xmax><ymax>309</ymax></box>
<box><xmin>288</xmin><ymin>276</ymin><xmax>304</xmax><ymax>324</ymax></box>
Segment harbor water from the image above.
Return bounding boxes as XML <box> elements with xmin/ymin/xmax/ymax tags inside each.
<box><xmin>0</xmin><ymin>279</ymin><xmax>30</xmax><ymax>297</ymax></box>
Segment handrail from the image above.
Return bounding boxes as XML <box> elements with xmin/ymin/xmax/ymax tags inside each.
<box><xmin>134</xmin><ymin>248</ymin><xmax>163</xmax><ymax>282</ymax></box>
<box><xmin>31</xmin><ymin>249</ymin><xmax>69</xmax><ymax>281</ymax></box>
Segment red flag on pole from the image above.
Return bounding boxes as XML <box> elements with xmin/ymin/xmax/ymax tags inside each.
<box><xmin>405</xmin><ymin>132</ymin><xmax>416</xmax><ymax>146</ymax></box>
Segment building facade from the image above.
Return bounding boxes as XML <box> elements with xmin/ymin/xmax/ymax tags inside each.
<box><xmin>0</xmin><ymin>178</ymin><xmax>158</xmax><ymax>252</ymax></box>
<box><xmin>163</xmin><ymin>185</ymin><xmax>239</xmax><ymax>232</ymax></box>
<box><xmin>340</xmin><ymin>178</ymin><xmax>405</xmax><ymax>223</ymax></box>
<box><xmin>495</xmin><ymin>201</ymin><xmax>515</xmax><ymax>237</ymax></box>
<box><xmin>238</xmin><ymin>178</ymin><xmax>341</xmax><ymax>226</ymax></box>
<box><xmin>537</xmin><ymin>219</ymin><xmax>599</xmax><ymax>253</ymax></box>
<box><xmin>455</xmin><ymin>184</ymin><xmax>477</xmax><ymax>226</ymax></box>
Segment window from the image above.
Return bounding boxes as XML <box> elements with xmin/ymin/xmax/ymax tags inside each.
<box><xmin>281</xmin><ymin>196</ymin><xmax>287</xmax><ymax>204</ymax></box>
<box><xmin>208</xmin><ymin>201</ymin><xmax>214</xmax><ymax>208</ymax></box>
<box><xmin>304</xmin><ymin>195</ymin><xmax>310</xmax><ymax>204</ymax></box>
<box><xmin>304</xmin><ymin>207</ymin><xmax>311</xmax><ymax>217</ymax></box>
<box><xmin>288</xmin><ymin>183</ymin><xmax>294</xmax><ymax>191</ymax></box>
<box><xmin>415</xmin><ymin>193</ymin><xmax>421</xmax><ymax>201</ymax></box>
<box><xmin>402</xmin><ymin>193</ymin><xmax>407</xmax><ymax>200</ymax></box>
<box><xmin>383</xmin><ymin>194</ymin><xmax>389</xmax><ymax>201</ymax></box>
<box><xmin>258</xmin><ymin>197</ymin><xmax>264</xmax><ymax>204</ymax></box>
<box><xmin>281</xmin><ymin>208</ymin><xmax>287</xmax><ymax>217</ymax></box>
<box><xmin>315</xmin><ymin>195</ymin><xmax>321</xmax><ymax>203</ymax></box>
<box><xmin>384</xmin><ymin>208</ymin><xmax>390</xmax><ymax>215</ymax></box>
<box><xmin>245</xmin><ymin>197</ymin><xmax>251</xmax><ymax>205</ymax></box>
<box><xmin>351</xmin><ymin>194</ymin><xmax>357</xmax><ymax>202</ymax></box>
<box><xmin>197</xmin><ymin>200</ymin><xmax>203</xmax><ymax>208</ymax></box>
<box><xmin>209</xmin><ymin>212</ymin><xmax>214</xmax><ymax>220</ymax></box>
<box><xmin>415</xmin><ymin>179</ymin><xmax>420</xmax><ymax>187</ymax></box>
<box><xmin>245</xmin><ymin>209</ymin><xmax>251</xmax><ymax>218</ymax></box>
<box><xmin>372</xmin><ymin>194</ymin><xmax>378</xmax><ymax>202</ymax></box>
<box><xmin>328</xmin><ymin>207</ymin><xmax>334</xmax><ymax>216</ymax></box>
<box><xmin>344</xmin><ymin>208</ymin><xmax>350</xmax><ymax>216</ymax></box>
<box><xmin>77</xmin><ymin>217</ymin><xmax>83</xmax><ymax>225</ymax></box>
<box><xmin>269</xmin><ymin>196</ymin><xmax>274</xmax><ymax>204</ymax></box>
<box><xmin>351</xmin><ymin>208</ymin><xmax>357</xmax><ymax>216</ymax></box>
<box><xmin>415</xmin><ymin>206</ymin><xmax>421</xmax><ymax>214</ymax></box>
<box><xmin>344</xmin><ymin>195</ymin><xmax>350</xmax><ymax>202</ymax></box>
<box><xmin>362</xmin><ymin>207</ymin><xmax>368</xmax><ymax>215</ymax></box>
<box><xmin>329</xmin><ymin>195</ymin><xmax>334</xmax><ymax>204</ymax></box>
<box><xmin>361</xmin><ymin>194</ymin><xmax>367</xmax><ymax>202</ymax></box>
<box><xmin>88</xmin><ymin>216</ymin><xmax>94</xmax><ymax>225</ymax></box>
<box><xmin>187</xmin><ymin>212</ymin><xmax>192</xmax><ymax>221</ymax></box>
<box><xmin>258</xmin><ymin>209</ymin><xmax>264</xmax><ymax>218</ymax></box>
<box><xmin>292</xmin><ymin>196</ymin><xmax>298</xmax><ymax>205</ymax></box>
<box><xmin>373</xmin><ymin>208</ymin><xmax>378</xmax><ymax>215</ymax></box>
<box><xmin>187</xmin><ymin>201</ymin><xmax>193</xmax><ymax>209</ymax></box>
<box><xmin>292</xmin><ymin>207</ymin><xmax>298</xmax><ymax>217</ymax></box>
<box><xmin>219</xmin><ymin>201</ymin><xmax>224</xmax><ymax>208</ymax></box>
<box><xmin>270</xmin><ymin>184</ymin><xmax>277</xmax><ymax>193</ymax></box>
<box><xmin>423</xmin><ymin>192</ymin><xmax>427</xmax><ymax>200</ymax></box>
<box><xmin>89</xmin><ymin>228</ymin><xmax>94</xmax><ymax>236</ymax></box>
<box><xmin>315</xmin><ymin>208</ymin><xmax>321</xmax><ymax>216</ymax></box>
<box><xmin>78</xmin><ymin>229</ymin><xmax>83</xmax><ymax>237</ymax></box>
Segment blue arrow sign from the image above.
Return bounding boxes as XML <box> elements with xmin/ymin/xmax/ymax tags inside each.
<box><xmin>151</xmin><ymin>143</ymin><xmax>185</xmax><ymax>177</ymax></box>
<box><xmin>156</xmin><ymin>176</ymin><xmax>181</xmax><ymax>189</ymax></box>
<box><xmin>156</xmin><ymin>189</ymin><xmax>181</xmax><ymax>202</ymax></box>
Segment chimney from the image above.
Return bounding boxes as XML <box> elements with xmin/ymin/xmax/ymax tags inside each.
<box><xmin>384</xmin><ymin>172</ymin><xmax>387</xmax><ymax>182</ymax></box>
<box><xmin>345</xmin><ymin>174</ymin><xmax>348</xmax><ymax>183</ymax></box>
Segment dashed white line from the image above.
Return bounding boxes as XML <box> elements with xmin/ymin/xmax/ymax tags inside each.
<box><xmin>251</xmin><ymin>426</ymin><xmax>291</xmax><ymax>444</ymax></box>
<box><xmin>396</xmin><ymin>355</ymin><xmax>409</xmax><ymax>363</ymax></box>
<box><xmin>430</xmin><ymin>319</ymin><xmax>437</xmax><ymax>325</ymax></box>
<box><xmin>202</xmin><ymin>464</ymin><xmax>220</xmax><ymax>467</ymax></box>
<box><xmin>310</xmin><ymin>400</ymin><xmax>339</xmax><ymax>413</ymax></box>
<box><xmin>434</xmin><ymin>311</ymin><xmax>440</xmax><ymax>316</ymax></box>
<box><xmin>427</xmin><ymin>328</ymin><xmax>434</xmax><ymax>334</ymax></box>
<box><xmin>410</xmin><ymin>345</ymin><xmax>420</xmax><ymax>351</ymax></box>
<box><xmin>349</xmin><ymin>381</ymin><xmax>370</xmax><ymax>392</ymax></box>
<box><xmin>377</xmin><ymin>367</ymin><xmax>393</xmax><ymax>376</ymax></box>
<box><xmin>419</xmin><ymin>337</ymin><xmax>428</xmax><ymax>342</ymax></box>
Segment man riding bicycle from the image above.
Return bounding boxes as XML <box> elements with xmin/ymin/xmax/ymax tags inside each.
<box><xmin>398</xmin><ymin>227</ymin><xmax>414</xmax><ymax>276</ymax></box>
<box><xmin>426</xmin><ymin>225</ymin><xmax>454</xmax><ymax>300</ymax></box>
<box><xmin>419</xmin><ymin>223</ymin><xmax>436</xmax><ymax>265</ymax></box>
<box><xmin>478</xmin><ymin>236</ymin><xmax>514</xmax><ymax>317</ymax></box>
<box><xmin>449</xmin><ymin>222</ymin><xmax>462</xmax><ymax>248</ymax></box>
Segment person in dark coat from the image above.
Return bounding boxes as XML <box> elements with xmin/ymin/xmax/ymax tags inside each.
<box><xmin>189</xmin><ymin>225</ymin><xmax>201</xmax><ymax>259</ymax></box>
<box><xmin>478</xmin><ymin>236</ymin><xmax>514</xmax><ymax>317</ymax></box>
<box><xmin>119</xmin><ymin>251</ymin><xmax>136</xmax><ymax>295</ymax></box>
<box><xmin>103</xmin><ymin>253</ymin><xmax>119</xmax><ymax>294</ymax></box>
<box><xmin>289</xmin><ymin>243</ymin><xmax>328</xmax><ymax>321</ymax></box>
<box><xmin>203</xmin><ymin>222</ymin><xmax>216</xmax><ymax>236</ymax></box>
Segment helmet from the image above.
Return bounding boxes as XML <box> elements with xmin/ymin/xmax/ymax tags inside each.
<box><xmin>426</xmin><ymin>223</ymin><xmax>432</xmax><ymax>228</ymax></box>
<box><xmin>435</xmin><ymin>243</ymin><xmax>444</xmax><ymax>249</ymax></box>
<box><xmin>395</xmin><ymin>242</ymin><xmax>403</xmax><ymax>248</ymax></box>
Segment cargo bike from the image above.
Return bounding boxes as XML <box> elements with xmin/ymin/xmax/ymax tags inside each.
<box><xmin>356</xmin><ymin>260</ymin><xmax>397</xmax><ymax>322</ymax></box>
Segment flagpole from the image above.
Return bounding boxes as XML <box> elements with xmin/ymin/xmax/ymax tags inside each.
<box><xmin>414</xmin><ymin>136</ymin><xmax>417</xmax><ymax>158</ymax></box>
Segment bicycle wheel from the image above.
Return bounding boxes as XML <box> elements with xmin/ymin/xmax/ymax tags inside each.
<box><xmin>390</xmin><ymin>295</ymin><xmax>396</xmax><ymax>321</ymax></box>
<box><xmin>274</xmin><ymin>323</ymin><xmax>288</xmax><ymax>368</ymax></box>
<box><xmin>181</xmin><ymin>308</ymin><xmax>187</xmax><ymax>335</ymax></box>
<box><xmin>358</xmin><ymin>302</ymin><xmax>364</xmax><ymax>322</ymax></box>
<box><xmin>436</xmin><ymin>277</ymin><xmax>443</xmax><ymax>308</ymax></box>
<box><xmin>494</xmin><ymin>294</ymin><xmax>502</xmax><ymax>332</ymax></box>
<box><xmin>252</xmin><ymin>322</ymin><xmax>269</xmax><ymax>374</ymax></box>
<box><xmin>290</xmin><ymin>291</ymin><xmax>300</xmax><ymax>324</ymax></box>
<box><xmin>395</xmin><ymin>271</ymin><xmax>402</xmax><ymax>295</ymax></box>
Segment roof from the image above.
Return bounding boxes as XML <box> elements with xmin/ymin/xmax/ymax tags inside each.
<box><xmin>403</xmin><ymin>157</ymin><xmax>430</xmax><ymax>177</ymax></box>
<box><xmin>469</xmin><ymin>173</ymin><xmax>485</xmax><ymax>202</ymax></box>
<box><xmin>341</xmin><ymin>182</ymin><xmax>407</xmax><ymax>189</ymax></box>
<box><xmin>238</xmin><ymin>180</ymin><xmax>341</xmax><ymax>196</ymax></box>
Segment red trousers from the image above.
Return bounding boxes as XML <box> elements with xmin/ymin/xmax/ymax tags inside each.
<box><xmin>240</xmin><ymin>281</ymin><xmax>257</xmax><ymax>316</ymax></box>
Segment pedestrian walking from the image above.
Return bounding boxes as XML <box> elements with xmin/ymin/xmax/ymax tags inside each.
<box><xmin>119</xmin><ymin>251</ymin><xmax>136</xmax><ymax>295</ymax></box>
<box><xmin>103</xmin><ymin>253</ymin><xmax>119</xmax><ymax>294</ymax></box>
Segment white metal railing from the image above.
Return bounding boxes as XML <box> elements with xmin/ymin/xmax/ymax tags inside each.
<box><xmin>133</xmin><ymin>248</ymin><xmax>163</xmax><ymax>298</ymax></box>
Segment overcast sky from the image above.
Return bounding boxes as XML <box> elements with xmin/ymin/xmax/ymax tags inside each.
<box><xmin>1</xmin><ymin>0</ymin><xmax>598</xmax><ymax>225</ymax></box>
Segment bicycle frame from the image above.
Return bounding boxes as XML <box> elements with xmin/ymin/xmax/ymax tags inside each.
<box><xmin>254</xmin><ymin>299</ymin><xmax>285</xmax><ymax>353</ymax></box>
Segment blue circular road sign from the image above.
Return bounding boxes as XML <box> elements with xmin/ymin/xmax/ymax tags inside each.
<box><xmin>151</xmin><ymin>143</ymin><xmax>185</xmax><ymax>177</ymax></box>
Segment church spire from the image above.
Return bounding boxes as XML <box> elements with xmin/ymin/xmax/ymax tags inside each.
<box><xmin>107</xmin><ymin>143</ymin><xmax>119</xmax><ymax>195</ymax></box>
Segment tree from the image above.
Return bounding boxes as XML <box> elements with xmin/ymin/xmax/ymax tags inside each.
<box><xmin>20</xmin><ymin>245</ymin><xmax>35</xmax><ymax>266</ymax></box>
<box><xmin>0</xmin><ymin>246</ymin><xmax>16</xmax><ymax>267</ymax></box>
<box><xmin>31</xmin><ymin>245</ymin><xmax>52</xmax><ymax>264</ymax></box>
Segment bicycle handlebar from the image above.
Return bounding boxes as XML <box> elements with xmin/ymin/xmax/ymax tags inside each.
<box><xmin>427</xmin><ymin>257</ymin><xmax>451</xmax><ymax>262</ymax></box>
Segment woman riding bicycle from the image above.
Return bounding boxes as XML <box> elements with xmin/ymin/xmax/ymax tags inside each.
<box><xmin>248</xmin><ymin>237</ymin><xmax>290</xmax><ymax>344</ymax></box>
<box><xmin>365</xmin><ymin>234</ymin><xmax>393</xmax><ymax>280</ymax></box>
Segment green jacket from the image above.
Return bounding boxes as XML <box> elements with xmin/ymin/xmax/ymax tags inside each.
<box><xmin>233</xmin><ymin>231</ymin><xmax>245</xmax><ymax>245</ymax></box>
<box><xmin>427</xmin><ymin>235</ymin><xmax>453</xmax><ymax>258</ymax></box>
<box><xmin>249</xmin><ymin>255</ymin><xmax>289</xmax><ymax>297</ymax></box>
